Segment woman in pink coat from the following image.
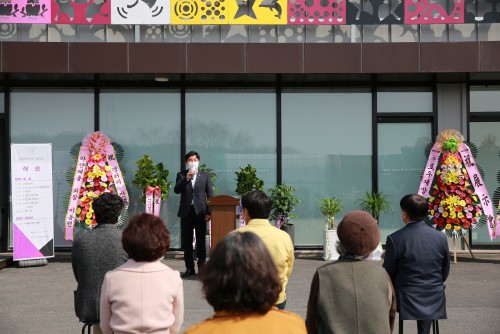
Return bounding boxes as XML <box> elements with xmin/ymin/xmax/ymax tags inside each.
<box><xmin>100</xmin><ymin>213</ymin><xmax>184</xmax><ymax>334</ymax></box>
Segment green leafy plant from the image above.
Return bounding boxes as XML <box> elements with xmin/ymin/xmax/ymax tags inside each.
<box><xmin>319</xmin><ymin>197</ymin><xmax>343</xmax><ymax>230</ymax></box>
<box><xmin>357</xmin><ymin>191</ymin><xmax>393</xmax><ymax>221</ymax></box>
<box><xmin>132</xmin><ymin>155</ymin><xmax>172</xmax><ymax>203</ymax></box>
<box><xmin>199</xmin><ymin>163</ymin><xmax>218</xmax><ymax>194</ymax></box>
<box><xmin>235</xmin><ymin>164</ymin><xmax>264</xmax><ymax>196</ymax></box>
<box><xmin>269</xmin><ymin>183</ymin><xmax>300</xmax><ymax>226</ymax></box>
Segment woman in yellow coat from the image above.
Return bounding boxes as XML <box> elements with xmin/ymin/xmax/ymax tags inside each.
<box><xmin>185</xmin><ymin>231</ymin><xmax>306</xmax><ymax>334</ymax></box>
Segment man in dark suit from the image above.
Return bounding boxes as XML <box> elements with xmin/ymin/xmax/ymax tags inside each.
<box><xmin>383</xmin><ymin>194</ymin><xmax>450</xmax><ymax>334</ymax></box>
<box><xmin>174</xmin><ymin>151</ymin><xmax>214</xmax><ymax>278</ymax></box>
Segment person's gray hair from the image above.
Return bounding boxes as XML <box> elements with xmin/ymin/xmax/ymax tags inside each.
<box><xmin>336</xmin><ymin>240</ymin><xmax>347</xmax><ymax>256</ymax></box>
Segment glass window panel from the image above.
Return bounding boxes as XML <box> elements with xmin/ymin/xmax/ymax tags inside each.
<box><xmin>221</xmin><ymin>25</ymin><xmax>248</xmax><ymax>43</ymax></box>
<box><xmin>0</xmin><ymin>93</ymin><xmax>4</xmax><ymax>113</ymax></box>
<box><xmin>100</xmin><ymin>91</ymin><xmax>181</xmax><ymax>247</ymax></box>
<box><xmin>0</xmin><ymin>24</ymin><xmax>19</xmax><ymax>41</ymax></box>
<box><xmin>282</xmin><ymin>89</ymin><xmax>372</xmax><ymax>246</ymax></box>
<box><xmin>420</xmin><ymin>24</ymin><xmax>449</xmax><ymax>42</ymax></box>
<box><xmin>10</xmin><ymin>90</ymin><xmax>94</xmax><ymax>248</ymax></box>
<box><xmin>469</xmin><ymin>122</ymin><xmax>500</xmax><ymax>245</ymax></box>
<box><xmin>278</xmin><ymin>25</ymin><xmax>305</xmax><ymax>43</ymax></box>
<box><xmin>378</xmin><ymin>91</ymin><xmax>433</xmax><ymax>113</ymax></box>
<box><xmin>48</xmin><ymin>24</ymin><xmax>77</xmax><ymax>42</ymax></box>
<box><xmin>470</xmin><ymin>87</ymin><xmax>500</xmax><ymax>112</ymax></box>
<box><xmin>249</xmin><ymin>26</ymin><xmax>277</xmax><ymax>43</ymax></box>
<box><xmin>377</xmin><ymin>123</ymin><xmax>432</xmax><ymax>242</ymax></box>
<box><xmin>391</xmin><ymin>25</ymin><xmax>419</xmax><ymax>42</ymax></box>
<box><xmin>165</xmin><ymin>25</ymin><xmax>192</xmax><ymax>42</ymax></box>
<box><xmin>186</xmin><ymin>89</ymin><xmax>277</xmax><ymax>202</ymax></box>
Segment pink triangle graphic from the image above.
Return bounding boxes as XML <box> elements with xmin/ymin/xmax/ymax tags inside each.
<box><xmin>13</xmin><ymin>224</ymin><xmax>44</xmax><ymax>261</ymax></box>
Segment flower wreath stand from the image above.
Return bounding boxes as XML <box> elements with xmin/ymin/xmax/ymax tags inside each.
<box><xmin>64</xmin><ymin>132</ymin><xmax>129</xmax><ymax>240</ymax></box>
<box><xmin>419</xmin><ymin>129</ymin><xmax>499</xmax><ymax>263</ymax></box>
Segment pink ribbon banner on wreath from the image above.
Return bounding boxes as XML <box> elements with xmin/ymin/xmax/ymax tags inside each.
<box><xmin>418</xmin><ymin>143</ymin><xmax>441</xmax><ymax>198</ymax></box>
<box><xmin>459</xmin><ymin>144</ymin><xmax>498</xmax><ymax>240</ymax></box>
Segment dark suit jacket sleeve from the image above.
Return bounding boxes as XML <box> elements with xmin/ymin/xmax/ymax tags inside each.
<box><xmin>441</xmin><ymin>236</ymin><xmax>450</xmax><ymax>282</ymax></box>
<box><xmin>205</xmin><ymin>173</ymin><xmax>214</xmax><ymax>215</ymax></box>
<box><xmin>383</xmin><ymin>235</ymin><xmax>397</xmax><ymax>284</ymax></box>
<box><xmin>174</xmin><ymin>171</ymin><xmax>189</xmax><ymax>194</ymax></box>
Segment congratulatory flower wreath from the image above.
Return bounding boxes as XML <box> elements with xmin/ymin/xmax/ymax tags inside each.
<box><xmin>419</xmin><ymin>129</ymin><xmax>496</xmax><ymax>239</ymax></box>
<box><xmin>64</xmin><ymin>132</ymin><xmax>129</xmax><ymax>240</ymax></box>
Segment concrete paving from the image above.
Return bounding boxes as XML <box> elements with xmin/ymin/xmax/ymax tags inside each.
<box><xmin>1</xmin><ymin>252</ymin><xmax>500</xmax><ymax>334</ymax></box>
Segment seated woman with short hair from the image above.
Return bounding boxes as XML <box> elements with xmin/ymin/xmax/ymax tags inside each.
<box><xmin>99</xmin><ymin>213</ymin><xmax>184</xmax><ymax>334</ymax></box>
<box><xmin>185</xmin><ymin>231</ymin><xmax>306</xmax><ymax>334</ymax></box>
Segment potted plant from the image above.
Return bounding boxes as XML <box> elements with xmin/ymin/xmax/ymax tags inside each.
<box><xmin>357</xmin><ymin>191</ymin><xmax>392</xmax><ymax>221</ymax></box>
<box><xmin>132</xmin><ymin>155</ymin><xmax>172</xmax><ymax>216</ymax></box>
<box><xmin>357</xmin><ymin>191</ymin><xmax>393</xmax><ymax>260</ymax></box>
<box><xmin>269</xmin><ymin>183</ymin><xmax>300</xmax><ymax>244</ymax></box>
<box><xmin>235</xmin><ymin>164</ymin><xmax>264</xmax><ymax>226</ymax></box>
<box><xmin>319</xmin><ymin>197</ymin><xmax>343</xmax><ymax>261</ymax></box>
<box><xmin>235</xmin><ymin>164</ymin><xmax>264</xmax><ymax>195</ymax></box>
<box><xmin>199</xmin><ymin>163</ymin><xmax>218</xmax><ymax>194</ymax></box>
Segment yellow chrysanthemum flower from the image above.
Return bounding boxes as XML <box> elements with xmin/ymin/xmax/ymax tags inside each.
<box><xmin>76</xmin><ymin>208</ymin><xmax>81</xmax><ymax>214</ymax></box>
<box><xmin>89</xmin><ymin>207</ymin><xmax>94</xmax><ymax>213</ymax></box>
<box><xmin>436</xmin><ymin>170</ymin><xmax>441</xmax><ymax>175</ymax></box>
<box><xmin>450</xmin><ymin>212</ymin><xmax>457</xmax><ymax>219</ymax></box>
<box><xmin>86</xmin><ymin>212</ymin><xmax>92</xmax><ymax>218</ymax></box>
<box><xmin>105</xmin><ymin>165</ymin><xmax>111</xmax><ymax>171</ymax></box>
<box><xmin>454</xmin><ymin>226</ymin><xmax>461</xmax><ymax>231</ymax></box>
<box><xmin>93</xmin><ymin>154</ymin><xmax>101</xmax><ymax>160</ymax></box>
<box><xmin>93</xmin><ymin>165</ymin><xmax>101</xmax><ymax>174</ymax></box>
<box><xmin>460</xmin><ymin>200</ymin><xmax>466</xmax><ymax>206</ymax></box>
<box><xmin>457</xmin><ymin>212</ymin><xmax>464</xmax><ymax>219</ymax></box>
<box><xmin>85</xmin><ymin>218</ymin><xmax>92</xmax><ymax>226</ymax></box>
<box><xmin>430</xmin><ymin>210</ymin><xmax>435</xmax><ymax>215</ymax></box>
<box><xmin>445</xmin><ymin>224</ymin><xmax>452</xmax><ymax>230</ymax></box>
<box><xmin>88</xmin><ymin>172</ymin><xmax>95</xmax><ymax>179</ymax></box>
<box><xmin>442</xmin><ymin>211</ymin><xmax>448</xmax><ymax>218</ymax></box>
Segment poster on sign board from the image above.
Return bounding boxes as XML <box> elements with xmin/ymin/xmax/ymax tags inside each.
<box><xmin>11</xmin><ymin>143</ymin><xmax>54</xmax><ymax>261</ymax></box>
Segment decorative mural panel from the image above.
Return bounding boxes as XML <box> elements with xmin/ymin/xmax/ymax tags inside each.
<box><xmin>111</xmin><ymin>0</ymin><xmax>170</xmax><ymax>24</ymax></box>
<box><xmin>0</xmin><ymin>0</ymin><xmax>51</xmax><ymax>23</ymax></box>
<box><xmin>287</xmin><ymin>0</ymin><xmax>346</xmax><ymax>25</ymax></box>
<box><xmin>228</xmin><ymin>0</ymin><xmax>287</xmax><ymax>24</ymax></box>
<box><xmin>2</xmin><ymin>0</ymin><xmax>500</xmax><ymax>25</ymax></box>
<box><xmin>170</xmin><ymin>0</ymin><xmax>228</xmax><ymax>24</ymax></box>
<box><xmin>404</xmin><ymin>0</ymin><xmax>464</xmax><ymax>24</ymax></box>
<box><xmin>347</xmin><ymin>0</ymin><xmax>404</xmax><ymax>24</ymax></box>
<box><xmin>51</xmin><ymin>0</ymin><xmax>110</xmax><ymax>24</ymax></box>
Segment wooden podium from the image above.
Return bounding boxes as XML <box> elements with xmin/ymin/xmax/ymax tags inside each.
<box><xmin>208</xmin><ymin>195</ymin><xmax>240</xmax><ymax>251</ymax></box>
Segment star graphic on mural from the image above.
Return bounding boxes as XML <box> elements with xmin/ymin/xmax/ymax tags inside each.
<box><xmin>234</xmin><ymin>0</ymin><xmax>257</xmax><ymax>19</ymax></box>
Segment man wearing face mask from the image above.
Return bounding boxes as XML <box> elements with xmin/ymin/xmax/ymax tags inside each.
<box><xmin>174</xmin><ymin>151</ymin><xmax>214</xmax><ymax>278</ymax></box>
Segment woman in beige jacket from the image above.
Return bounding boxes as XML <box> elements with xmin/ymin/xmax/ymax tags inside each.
<box><xmin>100</xmin><ymin>213</ymin><xmax>184</xmax><ymax>334</ymax></box>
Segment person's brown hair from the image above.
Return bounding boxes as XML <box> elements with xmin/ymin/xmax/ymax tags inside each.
<box><xmin>201</xmin><ymin>232</ymin><xmax>281</xmax><ymax>314</ymax></box>
<box><xmin>122</xmin><ymin>213</ymin><xmax>170</xmax><ymax>262</ymax></box>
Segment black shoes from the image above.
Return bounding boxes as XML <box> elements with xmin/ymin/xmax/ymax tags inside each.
<box><xmin>181</xmin><ymin>268</ymin><xmax>196</xmax><ymax>278</ymax></box>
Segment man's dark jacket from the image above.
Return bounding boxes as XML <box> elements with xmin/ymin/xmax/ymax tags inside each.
<box><xmin>174</xmin><ymin>170</ymin><xmax>213</xmax><ymax>218</ymax></box>
<box><xmin>383</xmin><ymin>221</ymin><xmax>450</xmax><ymax>320</ymax></box>
<box><xmin>71</xmin><ymin>224</ymin><xmax>127</xmax><ymax>323</ymax></box>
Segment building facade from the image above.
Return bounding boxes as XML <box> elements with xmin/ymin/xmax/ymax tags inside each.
<box><xmin>2</xmin><ymin>11</ymin><xmax>500</xmax><ymax>250</ymax></box>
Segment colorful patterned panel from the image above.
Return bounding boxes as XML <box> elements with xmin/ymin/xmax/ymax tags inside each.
<box><xmin>52</xmin><ymin>0</ymin><xmax>111</xmax><ymax>24</ymax></box>
<box><xmin>228</xmin><ymin>0</ymin><xmax>287</xmax><ymax>24</ymax></box>
<box><xmin>0</xmin><ymin>0</ymin><xmax>51</xmax><ymax>23</ymax></box>
<box><xmin>288</xmin><ymin>0</ymin><xmax>345</xmax><ymax>25</ymax></box>
<box><xmin>170</xmin><ymin>0</ymin><xmax>228</xmax><ymax>24</ymax></box>
<box><xmin>404</xmin><ymin>0</ymin><xmax>464</xmax><ymax>24</ymax></box>
<box><xmin>111</xmin><ymin>0</ymin><xmax>170</xmax><ymax>24</ymax></box>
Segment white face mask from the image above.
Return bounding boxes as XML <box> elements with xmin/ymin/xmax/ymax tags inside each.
<box><xmin>186</xmin><ymin>162</ymin><xmax>199</xmax><ymax>171</ymax></box>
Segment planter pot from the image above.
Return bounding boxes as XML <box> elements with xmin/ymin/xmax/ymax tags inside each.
<box><xmin>368</xmin><ymin>242</ymin><xmax>383</xmax><ymax>261</ymax></box>
<box><xmin>323</xmin><ymin>229</ymin><xmax>340</xmax><ymax>261</ymax></box>
<box><xmin>280</xmin><ymin>223</ymin><xmax>295</xmax><ymax>245</ymax></box>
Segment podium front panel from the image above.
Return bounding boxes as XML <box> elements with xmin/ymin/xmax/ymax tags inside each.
<box><xmin>211</xmin><ymin>206</ymin><xmax>237</xmax><ymax>251</ymax></box>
